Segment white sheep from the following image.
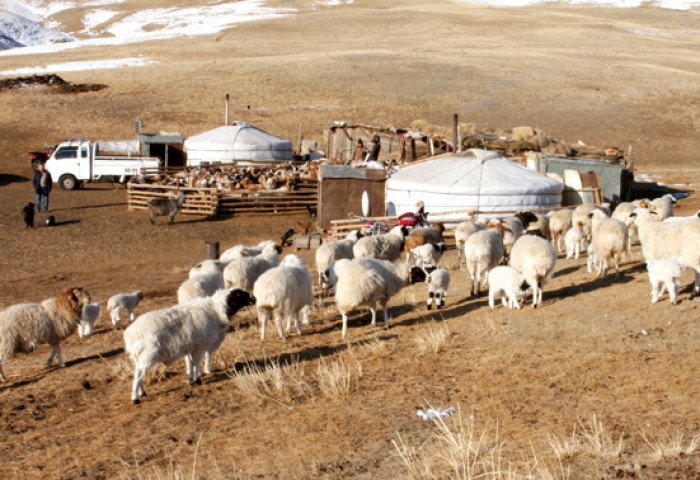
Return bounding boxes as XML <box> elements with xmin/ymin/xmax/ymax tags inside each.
<box><xmin>634</xmin><ymin>208</ymin><xmax>700</xmax><ymax>298</ymax></box>
<box><xmin>223</xmin><ymin>247</ymin><xmax>280</xmax><ymax>291</ymax></box>
<box><xmin>572</xmin><ymin>203</ymin><xmax>596</xmax><ymax>242</ymax></box>
<box><xmin>647</xmin><ymin>258</ymin><xmax>684</xmax><ymax>305</ymax></box>
<box><xmin>586</xmin><ymin>244</ymin><xmax>603</xmax><ymax>276</ymax></box>
<box><xmin>334</xmin><ymin>258</ymin><xmax>426</xmax><ymax>339</ymax></box>
<box><xmin>424</xmin><ymin>267</ymin><xmax>450</xmax><ymax>310</ymax></box>
<box><xmin>588</xmin><ymin>209</ymin><xmax>629</xmax><ymax>280</ymax></box>
<box><xmin>219</xmin><ymin>239</ymin><xmax>281</xmax><ymax>263</ymax></box>
<box><xmin>464</xmin><ymin>221</ymin><xmax>506</xmax><ymax>297</ymax></box>
<box><xmin>352</xmin><ymin>225</ymin><xmax>407</xmax><ymax>262</ymax></box>
<box><xmin>663</xmin><ymin>210</ymin><xmax>700</xmax><ymax>223</ymax></box>
<box><xmin>611</xmin><ymin>202</ymin><xmax>637</xmax><ymax>251</ymax></box>
<box><xmin>124</xmin><ymin>288</ymin><xmax>255</xmax><ymax>403</ymax></box>
<box><xmin>322</xmin><ymin>258</ymin><xmax>353</xmax><ymax>291</ymax></box>
<box><xmin>178</xmin><ymin>261</ymin><xmax>224</xmax><ymax>305</ymax></box>
<box><xmin>565</xmin><ymin>223</ymin><xmax>587</xmax><ymax>259</ymax></box>
<box><xmin>487</xmin><ymin>266</ymin><xmax>529</xmax><ymax>310</ymax></box>
<box><xmin>509</xmin><ymin>235</ymin><xmax>557</xmax><ymax>308</ymax></box>
<box><xmin>79</xmin><ymin>302</ymin><xmax>101</xmax><ymax>338</ymax></box>
<box><xmin>253</xmin><ymin>254</ymin><xmax>314</xmax><ymax>341</ymax></box>
<box><xmin>529</xmin><ymin>213</ymin><xmax>551</xmax><ymax>240</ymax></box>
<box><xmin>410</xmin><ymin>242</ymin><xmax>446</xmax><ymax>268</ymax></box>
<box><xmin>454</xmin><ymin>219</ymin><xmax>485</xmax><ymax>267</ymax></box>
<box><xmin>548</xmin><ymin>209</ymin><xmax>573</xmax><ymax>253</ymax></box>
<box><xmin>650</xmin><ymin>193</ymin><xmax>676</xmax><ymax>221</ymax></box>
<box><xmin>315</xmin><ymin>229</ymin><xmax>361</xmax><ymax>289</ymax></box>
<box><xmin>107</xmin><ymin>291</ymin><xmax>144</xmax><ymax>326</ymax></box>
<box><xmin>0</xmin><ymin>287</ymin><xmax>91</xmax><ymax>381</ymax></box>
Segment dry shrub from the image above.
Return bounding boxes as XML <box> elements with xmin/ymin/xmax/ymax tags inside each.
<box><xmin>227</xmin><ymin>355</ymin><xmax>311</xmax><ymax>406</ymax></box>
<box><xmin>414</xmin><ymin>322</ymin><xmax>449</xmax><ymax>354</ymax></box>
<box><xmin>641</xmin><ymin>430</ymin><xmax>700</xmax><ymax>461</ymax></box>
<box><xmin>315</xmin><ymin>349</ymin><xmax>362</xmax><ymax>399</ymax></box>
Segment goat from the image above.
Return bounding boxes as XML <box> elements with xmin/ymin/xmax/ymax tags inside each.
<box><xmin>147</xmin><ymin>191</ymin><xmax>186</xmax><ymax>225</ymax></box>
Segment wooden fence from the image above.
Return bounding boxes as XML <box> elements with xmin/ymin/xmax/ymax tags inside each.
<box><xmin>127</xmin><ymin>181</ymin><xmax>318</xmax><ymax>217</ymax></box>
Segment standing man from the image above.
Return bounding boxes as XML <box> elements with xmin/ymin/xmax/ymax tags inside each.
<box><xmin>33</xmin><ymin>163</ymin><xmax>53</xmax><ymax>212</ymax></box>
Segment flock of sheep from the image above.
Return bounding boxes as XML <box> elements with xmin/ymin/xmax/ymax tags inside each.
<box><xmin>1</xmin><ymin>192</ymin><xmax>698</xmax><ymax>403</ymax></box>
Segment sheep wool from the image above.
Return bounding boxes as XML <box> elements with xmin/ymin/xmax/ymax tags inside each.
<box><xmin>647</xmin><ymin>258</ymin><xmax>684</xmax><ymax>305</ymax></box>
<box><xmin>334</xmin><ymin>258</ymin><xmax>426</xmax><ymax>339</ymax></box>
<box><xmin>353</xmin><ymin>225</ymin><xmax>407</xmax><ymax>262</ymax></box>
<box><xmin>464</xmin><ymin>226</ymin><xmax>505</xmax><ymax>297</ymax></box>
<box><xmin>124</xmin><ymin>288</ymin><xmax>255</xmax><ymax>403</ymax></box>
<box><xmin>425</xmin><ymin>267</ymin><xmax>450</xmax><ymax>310</ymax></box>
<box><xmin>79</xmin><ymin>302</ymin><xmax>101</xmax><ymax>338</ymax></box>
<box><xmin>488</xmin><ymin>266</ymin><xmax>528</xmax><ymax>310</ymax></box>
<box><xmin>509</xmin><ymin>235</ymin><xmax>556</xmax><ymax>308</ymax></box>
<box><xmin>315</xmin><ymin>230</ymin><xmax>361</xmax><ymax>289</ymax></box>
<box><xmin>0</xmin><ymin>286</ymin><xmax>91</xmax><ymax>381</ymax></box>
<box><xmin>254</xmin><ymin>254</ymin><xmax>314</xmax><ymax>341</ymax></box>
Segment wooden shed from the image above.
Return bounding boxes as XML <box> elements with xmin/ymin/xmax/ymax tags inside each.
<box><xmin>318</xmin><ymin>164</ymin><xmax>386</xmax><ymax>231</ymax></box>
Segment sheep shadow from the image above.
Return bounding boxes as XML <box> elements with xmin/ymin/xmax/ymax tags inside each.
<box><xmin>61</xmin><ymin>202</ymin><xmax>126</xmax><ymax>210</ymax></box>
<box><xmin>65</xmin><ymin>347</ymin><xmax>123</xmax><ymax>368</ymax></box>
<box><xmin>207</xmin><ymin>342</ymin><xmax>355</xmax><ymax>385</ymax></box>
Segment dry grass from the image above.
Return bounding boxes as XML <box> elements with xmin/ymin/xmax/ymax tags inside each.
<box><xmin>227</xmin><ymin>355</ymin><xmax>311</xmax><ymax>406</ymax></box>
<box><xmin>315</xmin><ymin>349</ymin><xmax>363</xmax><ymax>399</ymax></box>
<box><xmin>413</xmin><ymin>321</ymin><xmax>450</xmax><ymax>354</ymax></box>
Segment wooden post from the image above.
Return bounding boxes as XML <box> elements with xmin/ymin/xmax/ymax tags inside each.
<box><xmin>297</xmin><ymin>122</ymin><xmax>303</xmax><ymax>155</ymax></box>
<box><xmin>453</xmin><ymin>113</ymin><xmax>459</xmax><ymax>153</ymax></box>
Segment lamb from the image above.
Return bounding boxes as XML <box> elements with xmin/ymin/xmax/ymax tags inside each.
<box><xmin>647</xmin><ymin>258</ymin><xmax>684</xmax><ymax>305</ymax></box>
<box><xmin>410</xmin><ymin>242</ymin><xmax>446</xmax><ymax>268</ymax></box>
<box><xmin>424</xmin><ymin>266</ymin><xmax>450</xmax><ymax>310</ymax></box>
<box><xmin>107</xmin><ymin>291</ymin><xmax>144</xmax><ymax>326</ymax></box>
<box><xmin>454</xmin><ymin>219</ymin><xmax>485</xmax><ymax>266</ymax></box>
<box><xmin>565</xmin><ymin>222</ymin><xmax>587</xmax><ymax>259</ymax></box>
<box><xmin>650</xmin><ymin>193</ymin><xmax>676</xmax><ymax>221</ymax></box>
<box><xmin>315</xmin><ymin>229</ymin><xmax>361</xmax><ymax>289</ymax></box>
<box><xmin>463</xmin><ymin>220</ymin><xmax>506</xmax><ymax>297</ymax></box>
<box><xmin>352</xmin><ymin>225</ymin><xmax>408</xmax><ymax>262</ymax></box>
<box><xmin>487</xmin><ymin>266</ymin><xmax>529</xmax><ymax>310</ymax></box>
<box><xmin>334</xmin><ymin>258</ymin><xmax>426</xmax><ymax>339</ymax></box>
<box><xmin>509</xmin><ymin>235</ymin><xmax>557</xmax><ymax>308</ymax></box>
<box><xmin>178</xmin><ymin>261</ymin><xmax>224</xmax><ymax>305</ymax></box>
<box><xmin>588</xmin><ymin>209</ymin><xmax>630</xmax><ymax>280</ymax></box>
<box><xmin>0</xmin><ymin>286</ymin><xmax>91</xmax><ymax>381</ymax></box>
<box><xmin>223</xmin><ymin>246</ymin><xmax>281</xmax><ymax>291</ymax></box>
<box><xmin>78</xmin><ymin>302</ymin><xmax>101</xmax><ymax>338</ymax></box>
<box><xmin>253</xmin><ymin>254</ymin><xmax>314</xmax><ymax>341</ymax></box>
<box><xmin>219</xmin><ymin>239</ymin><xmax>281</xmax><ymax>262</ymax></box>
<box><xmin>124</xmin><ymin>288</ymin><xmax>255</xmax><ymax>403</ymax></box>
<box><xmin>147</xmin><ymin>191</ymin><xmax>186</xmax><ymax>225</ymax></box>
<box><xmin>548</xmin><ymin>209</ymin><xmax>573</xmax><ymax>253</ymax></box>
<box><xmin>402</xmin><ymin>223</ymin><xmax>446</xmax><ymax>263</ymax></box>
<box><xmin>633</xmin><ymin>207</ymin><xmax>700</xmax><ymax>298</ymax></box>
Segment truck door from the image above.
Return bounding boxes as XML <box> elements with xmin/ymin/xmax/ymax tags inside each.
<box><xmin>79</xmin><ymin>145</ymin><xmax>91</xmax><ymax>180</ymax></box>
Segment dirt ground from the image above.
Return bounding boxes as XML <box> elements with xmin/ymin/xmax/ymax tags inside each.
<box><xmin>1</xmin><ymin>0</ymin><xmax>700</xmax><ymax>478</ymax></box>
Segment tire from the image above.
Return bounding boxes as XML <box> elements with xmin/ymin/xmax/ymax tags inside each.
<box><xmin>59</xmin><ymin>174</ymin><xmax>78</xmax><ymax>190</ymax></box>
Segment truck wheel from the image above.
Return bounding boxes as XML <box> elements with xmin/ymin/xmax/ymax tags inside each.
<box><xmin>59</xmin><ymin>174</ymin><xmax>78</xmax><ymax>190</ymax></box>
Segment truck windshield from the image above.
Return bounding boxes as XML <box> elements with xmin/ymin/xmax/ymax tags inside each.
<box><xmin>55</xmin><ymin>147</ymin><xmax>78</xmax><ymax>159</ymax></box>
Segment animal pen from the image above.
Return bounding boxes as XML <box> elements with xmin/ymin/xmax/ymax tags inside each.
<box><xmin>127</xmin><ymin>174</ymin><xmax>318</xmax><ymax>217</ymax></box>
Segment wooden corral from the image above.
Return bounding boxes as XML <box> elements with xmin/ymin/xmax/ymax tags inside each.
<box><xmin>127</xmin><ymin>184</ymin><xmax>218</xmax><ymax>215</ymax></box>
<box><xmin>217</xmin><ymin>181</ymin><xmax>317</xmax><ymax>216</ymax></box>
<box><xmin>127</xmin><ymin>181</ymin><xmax>318</xmax><ymax>217</ymax></box>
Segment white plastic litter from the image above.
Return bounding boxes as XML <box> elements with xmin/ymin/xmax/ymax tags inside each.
<box><xmin>416</xmin><ymin>407</ymin><xmax>455</xmax><ymax>420</ymax></box>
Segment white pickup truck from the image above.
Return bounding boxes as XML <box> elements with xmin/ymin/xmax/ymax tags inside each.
<box><xmin>44</xmin><ymin>138</ymin><xmax>161</xmax><ymax>190</ymax></box>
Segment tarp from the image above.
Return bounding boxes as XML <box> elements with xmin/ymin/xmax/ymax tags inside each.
<box><xmin>184</xmin><ymin>122</ymin><xmax>293</xmax><ymax>166</ymax></box>
<box><xmin>386</xmin><ymin>149</ymin><xmax>564</xmax><ymax>222</ymax></box>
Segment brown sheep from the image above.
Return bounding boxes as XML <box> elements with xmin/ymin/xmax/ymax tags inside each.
<box><xmin>0</xmin><ymin>286</ymin><xmax>91</xmax><ymax>381</ymax></box>
<box><xmin>403</xmin><ymin>223</ymin><xmax>446</xmax><ymax>263</ymax></box>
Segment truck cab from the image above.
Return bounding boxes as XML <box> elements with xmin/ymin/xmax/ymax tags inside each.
<box><xmin>45</xmin><ymin>139</ymin><xmax>91</xmax><ymax>190</ymax></box>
